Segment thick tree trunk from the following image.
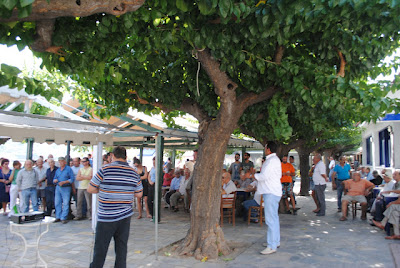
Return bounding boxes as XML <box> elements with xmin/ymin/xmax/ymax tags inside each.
<box><xmin>175</xmin><ymin>119</ymin><xmax>236</xmax><ymax>259</ymax></box>
<box><xmin>298</xmin><ymin>146</ymin><xmax>310</xmax><ymax>196</ymax></box>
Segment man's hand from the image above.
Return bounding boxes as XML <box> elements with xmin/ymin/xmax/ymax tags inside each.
<box><xmin>53</xmin><ymin>179</ymin><xmax>58</xmax><ymax>184</ymax></box>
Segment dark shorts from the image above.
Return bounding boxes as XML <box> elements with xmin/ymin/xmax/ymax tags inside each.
<box><xmin>142</xmin><ymin>179</ymin><xmax>149</xmax><ymax>197</ymax></box>
<box><xmin>37</xmin><ymin>189</ymin><xmax>46</xmax><ymax>198</ymax></box>
<box><xmin>282</xmin><ymin>182</ymin><xmax>293</xmax><ymax>198</ymax></box>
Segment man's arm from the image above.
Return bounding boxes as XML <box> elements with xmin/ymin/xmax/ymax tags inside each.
<box><xmin>87</xmin><ymin>184</ymin><xmax>99</xmax><ymax>194</ymax></box>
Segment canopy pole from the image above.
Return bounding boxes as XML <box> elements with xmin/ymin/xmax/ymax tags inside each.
<box><xmin>154</xmin><ymin>134</ymin><xmax>164</xmax><ymax>260</ymax></box>
<box><xmin>171</xmin><ymin>149</ymin><xmax>176</xmax><ymax>169</ymax></box>
<box><xmin>91</xmin><ymin>141</ymin><xmax>103</xmax><ymax>232</ymax></box>
<box><xmin>66</xmin><ymin>140</ymin><xmax>72</xmax><ymax>165</ymax></box>
<box><xmin>139</xmin><ymin>145</ymin><xmax>144</xmax><ymax>163</ymax></box>
<box><xmin>26</xmin><ymin>138</ymin><xmax>34</xmax><ymax>160</ymax></box>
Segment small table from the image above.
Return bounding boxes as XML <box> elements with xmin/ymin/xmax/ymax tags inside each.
<box><xmin>9</xmin><ymin>216</ymin><xmax>55</xmax><ymax>267</ymax></box>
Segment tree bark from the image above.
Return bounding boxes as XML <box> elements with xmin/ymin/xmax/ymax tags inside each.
<box><xmin>297</xmin><ymin>145</ymin><xmax>311</xmax><ymax>196</ymax></box>
<box><xmin>0</xmin><ymin>0</ymin><xmax>145</xmax><ymax>22</ymax></box>
<box><xmin>173</xmin><ymin>49</ymin><xmax>278</xmax><ymax>259</ymax></box>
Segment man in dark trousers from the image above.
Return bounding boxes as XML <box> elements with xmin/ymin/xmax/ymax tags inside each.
<box><xmin>88</xmin><ymin>146</ymin><xmax>143</xmax><ymax>268</ymax></box>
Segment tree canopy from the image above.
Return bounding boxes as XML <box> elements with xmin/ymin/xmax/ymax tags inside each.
<box><xmin>1</xmin><ymin>0</ymin><xmax>400</xmax><ymax>259</ymax></box>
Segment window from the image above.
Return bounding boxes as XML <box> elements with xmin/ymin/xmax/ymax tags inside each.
<box><xmin>366</xmin><ymin>136</ymin><xmax>372</xmax><ymax>165</ymax></box>
<box><xmin>379</xmin><ymin>128</ymin><xmax>391</xmax><ymax>167</ymax></box>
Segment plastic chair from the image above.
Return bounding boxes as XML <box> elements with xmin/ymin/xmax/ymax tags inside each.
<box><xmin>220</xmin><ymin>192</ymin><xmax>236</xmax><ymax>227</ymax></box>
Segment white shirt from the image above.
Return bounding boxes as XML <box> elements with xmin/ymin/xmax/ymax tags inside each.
<box><xmin>254</xmin><ymin>153</ymin><xmax>282</xmax><ymax>197</ymax></box>
<box><xmin>34</xmin><ymin>166</ymin><xmax>47</xmax><ymax>190</ymax></box>
<box><xmin>312</xmin><ymin>161</ymin><xmax>326</xmax><ymax>185</ymax></box>
<box><xmin>222</xmin><ymin>180</ymin><xmax>237</xmax><ymax>198</ymax></box>
<box><xmin>71</xmin><ymin>165</ymin><xmax>83</xmax><ymax>188</ymax></box>
<box><xmin>178</xmin><ymin>177</ymin><xmax>190</xmax><ymax>195</ymax></box>
<box><xmin>380</xmin><ymin>180</ymin><xmax>396</xmax><ymax>196</ymax></box>
<box><xmin>329</xmin><ymin>160</ymin><xmax>335</xmax><ymax>170</ymax></box>
<box><xmin>250</xmin><ymin>181</ymin><xmax>261</xmax><ymax>205</ymax></box>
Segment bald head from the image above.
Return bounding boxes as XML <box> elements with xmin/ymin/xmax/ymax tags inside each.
<box><xmin>352</xmin><ymin>172</ymin><xmax>361</xmax><ymax>181</ymax></box>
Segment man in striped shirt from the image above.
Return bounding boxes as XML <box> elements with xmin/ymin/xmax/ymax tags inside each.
<box><xmin>88</xmin><ymin>146</ymin><xmax>143</xmax><ymax>268</ymax></box>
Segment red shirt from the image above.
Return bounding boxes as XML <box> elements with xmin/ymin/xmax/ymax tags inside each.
<box><xmin>163</xmin><ymin>173</ymin><xmax>173</xmax><ymax>186</ymax></box>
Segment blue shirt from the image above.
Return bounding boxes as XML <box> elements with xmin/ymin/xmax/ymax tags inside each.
<box><xmin>54</xmin><ymin>166</ymin><xmax>75</xmax><ymax>186</ymax></box>
<box><xmin>366</xmin><ymin>172</ymin><xmax>374</xmax><ymax>181</ymax></box>
<box><xmin>333</xmin><ymin>164</ymin><xmax>351</xmax><ymax>180</ymax></box>
<box><xmin>149</xmin><ymin>168</ymin><xmax>156</xmax><ymax>183</ymax></box>
<box><xmin>90</xmin><ymin>161</ymin><xmax>143</xmax><ymax>222</ymax></box>
<box><xmin>46</xmin><ymin>166</ymin><xmax>58</xmax><ymax>186</ymax></box>
<box><xmin>170</xmin><ymin>176</ymin><xmax>182</xmax><ymax>190</ymax></box>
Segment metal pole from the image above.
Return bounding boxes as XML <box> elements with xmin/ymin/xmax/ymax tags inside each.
<box><xmin>139</xmin><ymin>145</ymin><xmax>144</xmax><ymax>163</ymax></box>
<box><xmin>26</xmin><ymin>138</ymin><xmax>34</xmax><ymax>160</ymax></box>
<box><xmin>91</xmin><ymin>142</ymin><xmax>103</xmax><ymax>232</ymax></box>
<box><xmin>66</xmin><ymin>140</ymin><xmax>72</xmax><ymax>165</ymax></box>
<box><xmin>171</xmin><ymin>149</ymin><xmax>176</xmax><ymax>169</ymax></box>
<box><xmin>154</xmin><ymin>134</ymin><xmax>163</xmax><ymax>260</ymax></box>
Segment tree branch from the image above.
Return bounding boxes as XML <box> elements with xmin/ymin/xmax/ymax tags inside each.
<box><xmin>335</xmin><ymin>48</ymin><xmax>346</xmax><ymax>77</ymax></box>
<box><xmin>0</xmin><ymin>0</ymin><xmax>145</xmax><ymax>22</ymax></box>
<box><xmin>196</xmin><ymin>49</ymin><xmax>237</xmax><ymax>99</ymax></box>
<box><xmin>179</xmin><ymin>98</ymin><xmax>211</xmax><ymax>123</ymax></box>
<box><xmin>274</xmin><ymin>45</ymin><xmax>285</xmax><ymax>64</ymax></box>
<box><xmin>237</xmin><ymin>86</ymin><xmax>279</xmax><ymax>109</ymax></box>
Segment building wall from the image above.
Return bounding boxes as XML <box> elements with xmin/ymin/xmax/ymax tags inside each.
<box><xmin>362</xmin><ymin>121</ymin><xmax>400</xmax><ymax>174</ymax></box>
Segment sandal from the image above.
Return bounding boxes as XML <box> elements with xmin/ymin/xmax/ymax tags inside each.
<box><xmin>136</xmin><ymin>215</ymin><xmax>142</xmax><ymax>219</ymax></box>
<box><xmin>385</xmin><ymin>235</ymin><xmax>400</xmax><ymax>240</ymax></box>
<box><xmin>339</xmin><ymin>216</ymin><xmax>347</xmax><ymax>221</ymax></box>
<box><xmin>313</xmin><ymin>209</ymin><xmax>320</xmax><ymax>213</ymax></box>
<box><xmin>371</xmin><ymin>219</ymin><xmax>385</xmax><ymax>230</ymax></box>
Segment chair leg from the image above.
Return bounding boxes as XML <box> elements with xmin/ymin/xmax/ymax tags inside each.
<box><xmin>248</xmin><ymin>208</ymin><xmax>251</xmax><ymax>226</ymax></box>
<box><xmin>233</xmin><ymin>207</ymin><xmax>235</xmax><ymax>227</ymax></box>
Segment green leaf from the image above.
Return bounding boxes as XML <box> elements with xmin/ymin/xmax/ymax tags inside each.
<box><xmin>2</xmin><ymin>0</ymin><xmax>18</xmax><ymax>10</ymax></box>
<box><xmin>176</xmin><ymin>0</ymin><xmax>189</xmax><ymax>12</ymax></box>
<box><xmin>19</xmin><ymin>0</ymin><xmax>35</xmax><ymax>8</ymax></box>
<box><xmin>1</xmin><ymin>64</ymin><xmax>21</xmax><ymax>76</ymax></box>
<box><xmin>219</xmin><ymin>0</ymin><xmax>231</xmax><ymax>18</ymax></box>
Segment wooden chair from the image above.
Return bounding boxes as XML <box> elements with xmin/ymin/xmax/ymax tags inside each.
<box><xmin>220</xmin><ymin>192</ymin><xmax>236</xmax><ymax>227</ymax></box>
<box><xmin>248</xmin><ymin>196</ymin><xmax>264</xmax><ymax>226</ymax></box>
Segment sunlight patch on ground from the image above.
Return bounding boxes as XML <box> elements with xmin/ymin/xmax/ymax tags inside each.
<box><xmin>322</xmin><ymin>231</ymin><xmax>329</xmax><ymax>234</ymax></box>
<box><xmin>349</xmin><ymin>229</ymin><xmax>354</xmax><ymax>232</ymax></box>
<box><xmin>326</xmin><ymin>198</ymin><xmax>337</xmax><ymax>202</ymax></box>
<box><xmin>370</xmin><ymin>230</ymin><xmax>378</xmax><ymax>233</ymax></box>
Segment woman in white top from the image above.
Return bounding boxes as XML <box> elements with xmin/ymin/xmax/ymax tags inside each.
<box><xmin>76</xmin><ymin>157</ymin><xmax>93</xmax><ymax>220</ymax></box>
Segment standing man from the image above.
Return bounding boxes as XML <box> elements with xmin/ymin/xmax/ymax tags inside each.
<box><xmin>312</xmin><ymin>154</ymin><xmax>328</xmax><ymax>216</ymax></box>
<box><xmin>328</xmin><ymin>156</ymin><xmax>335</xmax><ymax>182</ymax></box>
<box><xmin>35</xmin><ymin>158</ymin><xmax>47</xmax><ymax>212</ymax></box>
<box><xmin>281</xmin><ymin>156</ymin><xmax>296</xmax><ymax>214</ymax></box>
<box><xmin>45</xmin><ymin>158</ymin><xmax>57</xmax><ymax>216</ymax></box>
<box><xmin>88</xmin><ymin>146</ymin><xmax>143</xmax><ymax>268</ymax></box>
<box><xmin>332</xmin><ymin>156</ymin><xmax>351</xmax><ymax>212</ymax></box>
<box><xmin>229</xmin><ymin>153</ymin><xmax>242</xmax><ymax>183</ymax></box>
<box><xmin>246</xmin><ymin>142</ymin><xmax>282</xmax><ymax>255</ymax></box>
<box><xmin>16</xmin><ymin>160</ymin><xmax>39</xmax><ymax>213</ymax></box>
<box><xmin>241</xmin><ymin>152</ymin><xmax>254</xmax><ymax>174</ymax></box>
<box><xmin>53</xmin><ymin>157</ymin><xmax>75</xmax><ymax>224</ymax></box>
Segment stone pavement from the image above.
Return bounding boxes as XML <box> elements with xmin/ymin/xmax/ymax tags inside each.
<box><xmin>0</xmin><ymin>181</ymin><xmax>398</xmax><ymax>268</ymax></box>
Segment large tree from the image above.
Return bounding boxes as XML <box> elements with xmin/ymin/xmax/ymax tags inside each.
<box><xmin>1</xmin><ymin>0</ymin><xmax>400</xmax><ymax>260</ymax></box>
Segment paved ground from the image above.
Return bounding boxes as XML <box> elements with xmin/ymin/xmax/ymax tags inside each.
<box><xmin>0</xmin><ymin>181</ymin><xmax>398</xmax><ymax>268</ymax></box>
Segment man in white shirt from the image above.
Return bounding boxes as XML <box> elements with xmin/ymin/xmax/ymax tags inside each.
<box><xmin>35</xmin><ymin>158</ymin><xmax>47</xmax><ymax>212</ymax></box>
<box><xmin>328</xmin><ymin>156</ymin><xmax>335</xmax><ymax>182</ymax></box>
<box><xmin>312</xmin><ymin>154</ymin><xmax>329</xmax><ymax>216</ymax></box>
<box><xmin>222</xmin><ymin>171</ymin><xmax>237</xmax><ymax>198</ymax></box>
<box><xmin>246</xmin><ymin>142</ymin><xmax>282</xmax><ymax>255</ymax></box>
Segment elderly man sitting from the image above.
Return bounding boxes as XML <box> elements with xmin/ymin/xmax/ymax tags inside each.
<box><xmin>165</xmin><ymin>169</ymin><xmax>182</xmax><ymax>208</ymax></box>
<box><xmin>340</xmin><ymin>172</ymin><xmax>374</xmax><ymax>221</ymax></box>
<box><xmin>372</xmin><ymin>170</ymin><xmax>400</xmax><ymax>239</ymax></box>
<box><xmin>222</xmin><ymin>171</ymin><xmax>237</xmax><ymax>198</ymax></box>
<box><xmin>370</xmin><ymin>174</ymin><xmax>396</xmax><ymax>221</ymax></box>
<box><xmin>170</xmin><ymin>168</ymin><xmax>191</xmax><ymax>212</ymax></box>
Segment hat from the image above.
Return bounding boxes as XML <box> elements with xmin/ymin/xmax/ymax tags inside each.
<box><xmin>58</xmin><ymin>157</ymin><xmax>66</xmax><ymax>161</ymax></box>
